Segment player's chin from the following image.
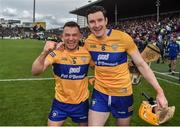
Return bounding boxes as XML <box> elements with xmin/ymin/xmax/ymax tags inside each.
<box><xmin>93</xmin><ymin>31</ymin><xmax>103</xmax><ymax>38</ymax></box>
<box><xmin>67</xmin><ymin>45</ymin><xmax>77</xmax><ymax>50</ymax></box>
<box><xmin>96</xmin><ymin>34</ymin><xmax>103</xmax><ymax>38</ymax></box>
<box><xmin>94</xmin><ymin>33</ymin><xmax>103</xmax><ymax>38</ymax></box>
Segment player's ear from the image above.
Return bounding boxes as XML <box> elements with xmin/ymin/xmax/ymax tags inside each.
<box><xmin>87</xmin><ymin>23</ymin><xmax>90</xmax><ymax>29</ymax></box>
<box><xmin>105</xmin><ymin>17</ymin><xmax>108</xmax><ymax>26</ymax></box>
<box><xmin>62</xmin><ymin>32</ymin><xmax>65</xmax><ymax>40</ymax></box>
<box><xmin>79</xmin><ymin>32</ymin><xmax>82</xmax><ymax>38</ymax></box>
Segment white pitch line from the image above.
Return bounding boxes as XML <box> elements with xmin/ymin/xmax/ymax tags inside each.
<box><xmin>0</xmin><ymin>75</ymin><xmax>179</xmax><ymax>87</ymax></box>
<box><xmin>154</xmin><ymin>71</ymin><xmax>179</xmax><ymax>80</ymax></box>
<box><xmin>161</xmin><ymin>72</ymin><xmax>180</xmax><ymax>74</ymax></box>
<box><xmin>157</xmin><ymin>77</ymin><xmax>180</xmax><ymax>86</ymax></box>
<box><xmin>0</xmin><ymin>77</ymin><xmax>54</xmax><ymax>82</ymax></box>
<box><xmin>0</xmin><ymin>76</ymin><xmax>95</xmax><ymax>82</ymax></box>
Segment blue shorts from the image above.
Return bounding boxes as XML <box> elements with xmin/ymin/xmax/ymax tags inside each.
<box><xmin>90</xmin><ymin>89</ymin><xmax>133</xmax><ymax>118</ymax></box>
<box><xmin>48</xmin><ymin>99</ymin><xmax>89</xmax><ymax>123</ymax></box>
<box><xmin>168</xmin><ymin>56</ymin><xmax>177</xmax><ymax>60</ymax></box>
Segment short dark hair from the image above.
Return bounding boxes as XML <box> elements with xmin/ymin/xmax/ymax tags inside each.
<box><xmin>63</xmin><ymin>21</ymin><xmax>81</xmax><ymax>32</ymax></box>
<box><xmin>86</xmin><ymin>6</ymin><xmax>107</xmax><ymax>19</ymax></box>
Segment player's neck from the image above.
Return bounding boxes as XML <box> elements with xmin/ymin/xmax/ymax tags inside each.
<box><xmin>65</xmin><ymin>45</ymin><xmax>79</xmax><ymax>52</ymax></box>
<box><xmin>96</xmin><ymin>28</ymin><xmax>111</xmax><ymax>40</ymax></box>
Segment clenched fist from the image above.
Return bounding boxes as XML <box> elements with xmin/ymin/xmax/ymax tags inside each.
<box><xmin>43</xmin><ymin>41</ymin><xmax>57</xmax><ymax>53</ymax></box>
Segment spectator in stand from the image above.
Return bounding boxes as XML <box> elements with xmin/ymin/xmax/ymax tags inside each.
<box><xmin>167</xmin><ymin>33</ymin><xmax>180</xmax><ymax>74</ymax></box>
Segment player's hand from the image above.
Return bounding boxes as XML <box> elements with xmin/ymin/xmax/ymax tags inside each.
<box><xmin>156</xmin><ymin>92</ymin><xmax>168</xmax><ymax>109</ymax></box>
<box><xmin>43</xmin><ymin>41</ymin><xmax>57</xmax><ymax>53</ymax></box>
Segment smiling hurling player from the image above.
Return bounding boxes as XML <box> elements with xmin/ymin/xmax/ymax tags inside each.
<box><xmin>32</xmin><ymin>21</ymin><xmax>91</xmax><ymax>126</ymax></box>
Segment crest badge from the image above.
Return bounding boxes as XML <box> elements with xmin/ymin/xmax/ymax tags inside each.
<box><xmin>81</xmin><ymin>56</ymin><xmax>87</xmax><ymax>63</ymax></box>
<box><xmin>111</xmin><ymin>44</ymin><xmax>118</xmax><ymax>51</ymax></box>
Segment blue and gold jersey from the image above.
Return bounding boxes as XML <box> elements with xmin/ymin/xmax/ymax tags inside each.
<box><xmin>47</xmin><ymin>47</ymin><xmax>91</xmax><ymax>104</ymax></box>
<box><xmin>85</xmin><ymin>29</ymin><xmax>137</xmax><ymax>96</ymax></box>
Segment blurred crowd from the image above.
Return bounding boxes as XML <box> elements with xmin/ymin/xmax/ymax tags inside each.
<box><xmin>0</xmin><ymin>24</ymin><xmax>35</xmax><ymax>39</ymax></box>
<box><xmin>111</xmin><ymin>12</ymin><xmax>180</xmax><ymax>53</ymax></box>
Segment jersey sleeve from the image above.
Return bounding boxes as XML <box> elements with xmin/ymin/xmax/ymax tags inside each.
<box><xmin>46</xmin><ymin>50</ymin><xmax>58</xmax><ymax>64</ymax></box>
<box><xmin>84</xmin><ymin>39</ymin><xmax>89</xmax><ymax>50</ymax></box>
<box><xmin>124</xmin><ymin>33</ymin><xmax>138</xmax><ymax>55</ymax></box>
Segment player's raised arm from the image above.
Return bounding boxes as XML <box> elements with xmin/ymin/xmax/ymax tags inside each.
<box><xmin>31</xmin><ymin>41</ymin><xmax>57</xmax><ymax>76</ymax></box>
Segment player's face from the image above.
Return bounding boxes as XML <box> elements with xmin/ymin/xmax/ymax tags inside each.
<box><xmin>87</xmin><ymin>11</ymin><xmax>107</xmax><ymax>38</ymax></box>
<box><xmin>63</xmin><ymin>27</ymin><xmax>80</xmax><ymax>51</ymax></box>
<box><xmin>173</xmin><ymin>37</ymin><xmax>177</xmax><ymax>42</ymax></box>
